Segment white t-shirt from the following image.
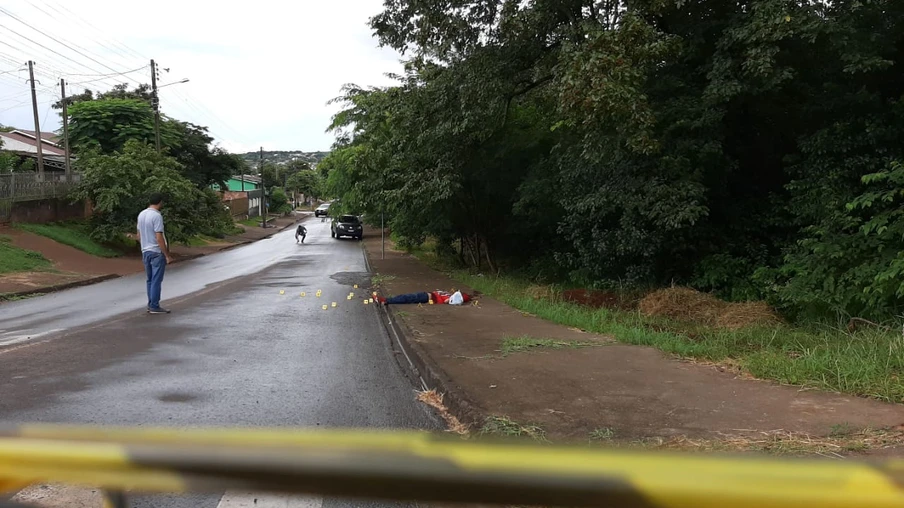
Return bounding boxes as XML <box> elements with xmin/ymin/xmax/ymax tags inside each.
<box><xmin>137</xmin><ymin>208</ymin><xmax>165</xmax><ymax>253</ymax></box>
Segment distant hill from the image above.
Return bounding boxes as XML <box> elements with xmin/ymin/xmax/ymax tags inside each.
<box><xmin>239</xmin><ymin>150</ymin><xmax>329</xmax><ymax>166</ymax></box>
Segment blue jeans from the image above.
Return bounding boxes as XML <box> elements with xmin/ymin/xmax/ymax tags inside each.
<box><xmin>143</xmin><ymin>251</ymin><xmax>167</xmax><ymax>310</ymax></box>
<box><xmin>385</xmin><ymin>292</ymin><xmax>430</xmax><ymax>305</ymax></box>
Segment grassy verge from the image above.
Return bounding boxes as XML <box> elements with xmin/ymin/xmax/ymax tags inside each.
<box><xmin>17</xmin><ymin>222</ymin><xmax>121</xmax><ymax>257</ymax></box>
<box><xmin>238</xmin><ymin>217</ymin><xmax>261</xmax><ymax>228</ymax></box>
<box><xmin>404</xmin><ymin>247</ymin><xmax>904</xmax><ymax>404</ymax></box>
<box><xmin>501</xmin><ymin>336</ymin><xmax>596</xmax><ymax>356</ymax></box>
<box><xmin>0</xmin><ymin>235</ymin><xmax>51</xmax><ymax>274</ymax></box>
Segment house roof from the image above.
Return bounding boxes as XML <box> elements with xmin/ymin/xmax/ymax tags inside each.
<box><xmin>0</xmin><ymin>131</ymin><xmax>66</xmax><ymax>155</ymax></box>
<box><xmin>231</xmin><ymin>174</ymin><xmax>262</xmax><ymax>184</ymax></box>
<box><xmin>11</xmin><ymin>129</ymin><xmax>61</xmax><ymax>145</ymax></box>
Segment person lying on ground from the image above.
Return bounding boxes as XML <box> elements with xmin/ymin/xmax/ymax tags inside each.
<box><xmin>376</xmin><ymin>290</ymin><xmax>471</xmax><ymax>305</ymax></box>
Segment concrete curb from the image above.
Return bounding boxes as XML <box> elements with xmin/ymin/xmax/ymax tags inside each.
<box><xmin>363</xmin><ymin>243</ymin><xmax>484</xmax><ymax>432</ymax></box>
<box><xmin>0</xmin><ymin>274</ymin><xmax>121</xmax><ymax>300</ymax></box>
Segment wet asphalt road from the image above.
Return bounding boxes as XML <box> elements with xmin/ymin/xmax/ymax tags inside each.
<box><xmin>0</xmin><ymin>218</ymin><xmax>440</xmax><ymax>508</ymax></box>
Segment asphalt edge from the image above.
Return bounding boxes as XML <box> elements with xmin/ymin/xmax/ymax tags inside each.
<box><xmin>362</xmin><ymin>241</ymin><xmax>484</xmax><ymax>433</ymax></box>
<box><xmin>0</xmin><ymin>274</ymin><xmax>121</xmax><ymax>301</ymax></box>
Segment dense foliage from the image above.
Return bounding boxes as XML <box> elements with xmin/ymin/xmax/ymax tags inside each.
<box><xmin>61</xmin><ymin>86</ymin><xmax>246</xmax><ymax>243</ymax></box>
<box><xmin>71</xmin><ymin>141</ymin><xmax>234</xmax><ymax>244</ymax></box>
<box><xmin>322</xmin><ymin>0</ymin><xmax>904</xmax><ymax>321</ymax></box>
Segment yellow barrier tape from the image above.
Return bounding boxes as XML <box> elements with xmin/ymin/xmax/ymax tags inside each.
<box><xmin>0</xmin><ymin>425</ymin><xmax>903</xmax><ymax>507</ymax></box>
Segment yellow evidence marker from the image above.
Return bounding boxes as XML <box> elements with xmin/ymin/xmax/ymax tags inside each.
<box><xmin>354</xmin><ymin>284</ymin><xmax>358</xmax><ymax>289</ymax></box>
<box><xmin>279</xmin><ymin>290</ymin><xmax>285</xmax><ymax>295</ymax></box>
<box><xmin>332</xmin><ymin>302</ymin><xmax>337</xmax><ymax>308</ymax></box>
<box><xmin>347</xmin><ymin>295</ymin><xmax>352</xmax><ymax>300</ymax></box>
<box><xmin>364</xmin><ymin>300</ymin><xmax>369</xmax><ymax>305</ymax></box>
<box><xmin>322</xmin><ymin>305</ymin><xmax>328</xmax><ymax>310</ymax></box>
<box><xmin>300</xmin><ymin>292</ymin><xmax>306</xmax><ymax>297</ymax></box>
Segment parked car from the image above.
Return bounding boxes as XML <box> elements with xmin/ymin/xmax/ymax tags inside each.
<box><xmin>314</xmin><ymin>203</ymin><xmax>330</xmax><ymax>217</ymax></box>
<box><xmin>331</xmin><ymin>215</ymin><xmax>363</xmax><ymax>240</ymax></box>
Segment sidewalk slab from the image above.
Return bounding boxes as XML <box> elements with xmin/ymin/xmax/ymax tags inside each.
<box><xmin>362</xmin><ymin>231</ymin><xmax>904</xmax><ymax>441</ymax></box>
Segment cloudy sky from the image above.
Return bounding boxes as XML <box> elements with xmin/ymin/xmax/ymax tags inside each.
<box><xmin>0</xmin><ymin>0</ymin><xmax>403</xmax><ymax>153</ymax></box>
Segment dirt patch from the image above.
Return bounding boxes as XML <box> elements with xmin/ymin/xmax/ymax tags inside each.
<box><xmin>0</xmin><ymin>272</ymin><xmax>95</xmax><ymax>295</ymax></box>
<box><xmin>561</xmin><ymin>289</ymin><xmax>637</xmax><ymax>311</ymax></box>
<box><xmin>362</xmin><ymin>230</ymin><xmax>904</xmax><ymax>447</ymax></box>
<box><xmin>638</xmin><ymin>287</ymin><xmax>782</xmax><ymax>329</ymax></box>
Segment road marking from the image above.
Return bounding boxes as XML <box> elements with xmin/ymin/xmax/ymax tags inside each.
<box><xmin>11</xmin><ymin>484</ymin><xmax>102</xmax><ymax>508</ymax></box>
<box><xmin>216</xmin><ymin>492</ymin><xmax>323</xmax><ymax>508</ymax></box>
<box><xmin>8</xmin><ymin>487</ymin><xmax>322</xmax><ymax>508</ymax></box>
<box><xmin>0</xmin><ymin>328</ymin><xmax>64</xmax><ymax>347</ymax></box>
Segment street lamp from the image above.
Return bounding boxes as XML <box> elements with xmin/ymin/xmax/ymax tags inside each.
<box><xmin>158</xmin><ymin>78</ymin><xmax>190</xmax><ymax>89</ymax></box>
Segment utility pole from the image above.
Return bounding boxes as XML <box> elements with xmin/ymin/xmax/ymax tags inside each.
<box><xmin>259</xmin><ymin>147</ymin><xmax>265</xmax><ymax>227</ymax></box>
<box><xmin>27</xmin><ymin>61</ymin><xmax>45</xmax><ymax>176</ymax></box>
<box><xmin>150</xmin><ymin>59</ymin><xmax>161</xmax><ymax>153</ymax></box>
<box><xmin>60</xmin><ymin>78</ymin><xmax>72</xmax><ymax>182</ymax></box>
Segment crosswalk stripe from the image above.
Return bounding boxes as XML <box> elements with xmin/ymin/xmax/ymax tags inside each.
<box><xmin>6</xmin><ymin>486</ymin><xmax>322</xmax><ymax>508</ymax></box>
<box><xmin>216</xmin><ymin>492</ymin><xmax>323</xmax><ymax>508</ymax></box>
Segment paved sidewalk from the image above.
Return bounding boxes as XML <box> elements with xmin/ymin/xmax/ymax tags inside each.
<box><xmin>362</xmin><ymin>231</ymin><xmax>904</xmax><ymax>443</ymax></box>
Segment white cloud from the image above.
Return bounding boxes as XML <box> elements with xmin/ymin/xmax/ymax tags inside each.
<box><xmin>0</xmin><ymin>0</ymin><xmax>403</xmax><ymax>152</ymax></box>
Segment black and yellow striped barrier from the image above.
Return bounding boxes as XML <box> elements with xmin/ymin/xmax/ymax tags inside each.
<box><xmin>2</xmin><ymin>424</ymin><xmax>904</xmax><ymax>507</ymax></box>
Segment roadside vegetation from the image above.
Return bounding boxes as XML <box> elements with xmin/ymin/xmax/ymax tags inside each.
<box><xmin>322</xmin><ymin>0</ymin><xmax>904</xmax><ymax>326</ymax></box>
<box><xmin>17</xmin><ymin>222</ymin><xmax>121</xmax><ymax>257</ymax></box>
<box><xmin>405</xmin><ymin>243</ymin><xmax>904</xmax><ymax>404</ymax></box>
<box><xmin>0</xmin><ymin>235</ymin><xmax>51</xmax><ymax>274</ymax></box>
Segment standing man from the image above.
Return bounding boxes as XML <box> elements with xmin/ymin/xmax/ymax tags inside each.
<box><xmin>137</xmin><ymin>193</ymin><xmax>173</xmax><ymax>314</ymax></box>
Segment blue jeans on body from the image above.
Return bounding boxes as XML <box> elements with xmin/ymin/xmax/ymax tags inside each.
<box><xmin>385</xmin><ymin>292</ymin><xmax>430</xmax><ymax>305</ymax></box>
<box><xmin>143</xmin><ymin>251</ymin><xmax>167</xmax><ymax>310</ymax></box>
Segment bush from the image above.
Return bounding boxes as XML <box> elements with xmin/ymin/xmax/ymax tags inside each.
<box><xmin>72</xmin><ymin>140</ymin><xmax>236</xmax><ymax>245</ymax></box>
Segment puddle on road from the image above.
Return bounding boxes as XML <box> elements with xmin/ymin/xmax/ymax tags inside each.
<box><xmin>330</xmin><ymin>272</ymin><xmax>372</xmax><ymax>288</ymax></box>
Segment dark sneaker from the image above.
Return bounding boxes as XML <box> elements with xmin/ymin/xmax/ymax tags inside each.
<box><xmin>148</xmin><ymin>307</ymin><xmax>171</xmax><ymax>314</ymax></box>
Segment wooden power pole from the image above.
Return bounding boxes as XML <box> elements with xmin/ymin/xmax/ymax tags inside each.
<box><xmin>27</xmin><ymin>61</ymin><xmax>45</xmax><ymax>175</ymax></box>
<box><xmin>259</xmin><ymin>147</ymin><xmax>265</xmax><ymax>227</ymax></box>
<box><xmin>60</xmin><ymin>78</ymin><xmax>72</xmax><ymax>181</ymax></box>
<box><xmin>150</xmin><ymin>59</ymin><xmax>161</xmax><ymax>153</ymax></box>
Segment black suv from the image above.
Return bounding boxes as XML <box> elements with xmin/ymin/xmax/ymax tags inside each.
<box><xmin>331</xmin><ymin>215</ymin><xmax>363</xmax><ymax>240</ymax></box>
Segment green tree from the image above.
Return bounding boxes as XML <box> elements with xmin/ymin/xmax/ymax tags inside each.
<box><xmin>66</xmin><ymin>99</ymin><xmax>178</xmax><ymax>154</ymax></box>
<box><xmin>71</xmin><ymin>140</ymin><xmax>233</xmax><ymax>244</ymax></box>
<box><xmin>286</xmin><ymin>169</ymin><xmax>321</xmax><ymax>202</ymax></box>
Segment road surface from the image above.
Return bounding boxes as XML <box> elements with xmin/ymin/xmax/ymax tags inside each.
<box><xmin>0</xmin><ymin>217</ymin><xmax>440</xmax><ymax>508</ymax></box>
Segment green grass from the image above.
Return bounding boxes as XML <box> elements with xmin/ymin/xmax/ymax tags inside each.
<box><xmin>371</xmin><ymin>273</ymin><xmax>397</xmax><ymax>287</ymax></box>
<box><xmin>17</xmin><ymin>222</ymin><xmax>120</xmax><ymax>257</ymax></box>
<box><xmin>405</xmin><ymin>250</ymin><xmax>904</xmax><ymax>404</ymax></box>
<box><xmin>238</xmin><ymin>217</ymin><xmax>261</xmax><ymax>228</ymax></box>
<box><xmin>0</xmin><ymin>235</ymin><xmax>51</xmax><ymax>274</ymax></box>
<box><xmin>500</xmin><ymin>336</ymin><xmax>596</xmax><ymax>356</ymax></box>
<box><xmin>479</xmin><ymin>416</ymin><xmax>547</xmax><ymax>442</ymax></box>
<box><xmin>589</xmin><ymin>427</ymin><xmax>616</xmax><ymax>441</ymax></box>
<box><xmin>0</xmin><ymin>292</ymin><xmax>45</xmax><ymax>302</ymax></box>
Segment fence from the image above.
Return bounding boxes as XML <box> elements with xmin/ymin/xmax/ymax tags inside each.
<box><xmin>0</xmin><ymin>172</ymin><xmax>81</xmax><ymax>202</ymax></box>
<box><xmin>0</xmin><ymin>172</ymin><xmax>82</xmax><ymax>222</ymax></box>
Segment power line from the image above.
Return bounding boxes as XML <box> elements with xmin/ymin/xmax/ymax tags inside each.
<box><xmin>0</xmin><ymin>6</ymin><xmax>143</xmax><ymax>87</ymax></box>
<box><xmin>0</xmin><ymin>29</ymin><xmax>123</xmax><ymax>90</ymax></box>
<box><xmin>42</xmin><ymin>0</ymin><xmax>148</xmax><ymax>62</ymax></box>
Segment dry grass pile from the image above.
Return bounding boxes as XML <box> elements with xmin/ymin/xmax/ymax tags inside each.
<box><xmin>638</xmin><ymin>287</ymin><xmax>781</xmax><ymax>330</ymax></box>
<box><xmin>417</xmin><ymin>390</ymin><xmax>469</xmax><ymax>435</ymax></box>
<box><xmin>525</xmin><ymin>285</ymin><xmax>557</xmax><ymax>301</ymax></box>
<box><xmin>635</xmin><ymin>428</ymin><xmax>904</xmax><ymax>457</ymax></box>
